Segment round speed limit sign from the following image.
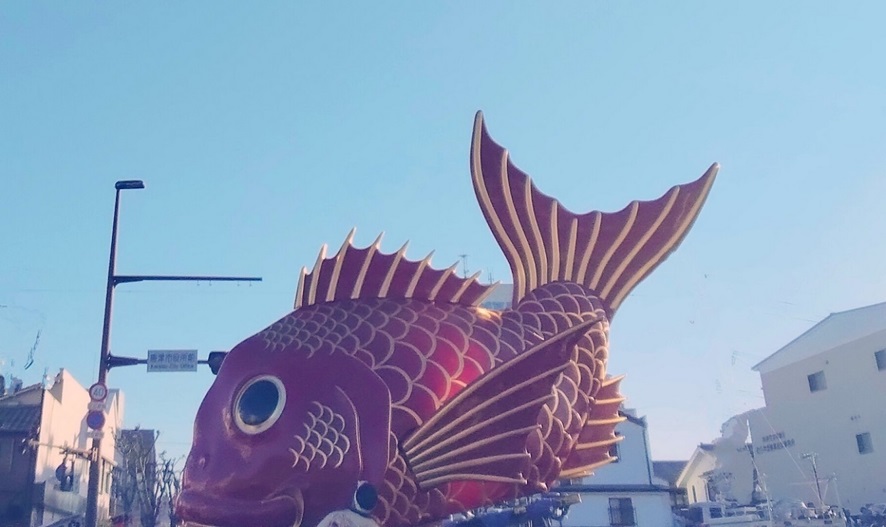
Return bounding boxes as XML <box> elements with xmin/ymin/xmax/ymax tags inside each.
<box><xmin>88</xmin><ymin>382</ymin><xmax>108</xmax><ymax>402</ymax></box>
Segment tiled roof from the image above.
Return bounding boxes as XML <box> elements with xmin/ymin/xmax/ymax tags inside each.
<box><xmin>619</xmin><ymin>410</ymin><xmax>646</xmax><ymax>427</ymax></box>
<box><xmin>0</xmin><ymin>382</ymin><xmax>42</xmax><ymax>402</ymax></box>
<box><xmin>0</xmin><ymin>404</ymin><xmax>41</xmax><ymax>433</ymax></box>
<box><xmin>653</xmin><ymin>460</ymin><xmax>687</xmax><ymax>486</ymax></box>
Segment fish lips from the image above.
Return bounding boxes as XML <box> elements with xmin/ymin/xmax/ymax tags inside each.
<box><xmin>177</xmin><ymin>487</ymin><xmax>304</xmax><ymax>527</ymax></box>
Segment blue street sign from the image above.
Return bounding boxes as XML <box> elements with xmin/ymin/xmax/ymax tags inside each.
<box><xmin>86</xmin><ymin>410</ymin><xmax>106</xmax><ymax>430</ymax></box>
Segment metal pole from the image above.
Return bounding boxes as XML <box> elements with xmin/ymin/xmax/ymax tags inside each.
<box><xmin>85</xmin><ymin>187</ymin><xmax>123</xmax><ymax>527</ymax></box>
<box><xmin>811</xmin><ymin>455</ymin><xmax>823</xmax><ymax>508</ymax></box>
<box><xmin>83</xmin><ymin>180</ymin><xmax>254</xmax><ymax>526</ymax></box>
<box><xmin>803</xmin><ymin>452</ymin><xmax>824</xmax><ymax>509</ymax></box>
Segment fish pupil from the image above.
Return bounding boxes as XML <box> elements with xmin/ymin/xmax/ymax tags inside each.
<box><xmin>353</xmin><ymin>482</ymin><xmax>378</xmax><ymax>514</ymax></box>
<box><xmin>238</xmin><ymin>379</ymin><xmax>280</xmax><ymax>426</ymax></box>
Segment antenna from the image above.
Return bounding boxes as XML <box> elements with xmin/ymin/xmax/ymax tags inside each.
<box><xmin>458</xmin><ymin>254</ymin><xmax>469</xmax><ymax>278</ymax></box>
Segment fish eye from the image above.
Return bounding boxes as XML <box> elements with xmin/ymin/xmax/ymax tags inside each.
<box><xmin>352</xmin><ymin>481</ymin><xmax>378</xmax><ymax>515</ymax></box>
<box><xmin>233</xmin><ymin>375</ymin><xmax>286</xmax><ymax>434</ymax></box>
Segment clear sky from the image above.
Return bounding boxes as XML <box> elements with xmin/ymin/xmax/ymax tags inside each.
<box><xmin>2</xmin><ymin>2</ymin><xmax>885</xmax><ymax>465</ymax></box>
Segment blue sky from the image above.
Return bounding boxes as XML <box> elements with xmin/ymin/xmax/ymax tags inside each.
<box><xmin>2</xmin><ymin>2</ymin><xmax>885</xmax><ymax>463</ymax></box>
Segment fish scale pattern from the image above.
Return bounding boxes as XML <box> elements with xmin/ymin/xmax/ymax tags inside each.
<box><xmin>375</xmin><ymin>432</ymin><xmax>449</xmax><ymax>526</ymax></box>
<box><xmin>289</xmin><ymin>402</ymin><xmax>351</xmax><ymax>472</ymax></box>
<box><xmin>259</xmin><ymin>297</ymin><xmax>530</xmax><ymax>432</ymax></box>
<box><xmin>511</xmin><ymin>282</ymin><xmax>612</xmax><ymax>488</ymax></box>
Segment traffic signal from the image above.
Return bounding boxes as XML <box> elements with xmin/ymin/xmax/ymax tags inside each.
<box><xmin>56</xmin><ymin>460</ymin><xmax>74</xmax><ymax>491</ymax></box>
<box><xmin>207</xmin><ymin>351</ymin><xmax>227</xmax><ymax>375</ymax></box>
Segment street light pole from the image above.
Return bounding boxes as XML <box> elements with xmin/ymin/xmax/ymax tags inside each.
<box><xmin>86</xmin><ymin>180</ymin><xmax>144</xmax><ymax>527</ymax></box>
<box><xmin>84</xmin><ymin>181</ymin><xmax>260</xmax><ymax>527</ymax></box>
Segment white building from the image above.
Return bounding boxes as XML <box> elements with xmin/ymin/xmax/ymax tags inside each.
<box><xmin>677</xmin><ymin>414</ymin><xmax>756</xmax><ymax>506</ymax></box>
<box><xmin>557</xmin><ymin>410</ymin><xmax>675</xmax><ymax>527</ymax></box>
<box><xmin>678</xmin><ymin>444</ymin><xmax>717</xmax><ymax>504</ymax></box>
<box><xmin>0</xmin><ymin>369</ymin><xmax>124</xmax><ymax>526</ymax></box>
<box><xmin>746</xmin><ymin>302</ymin><xmax>886</xmax><ymax>511</ymax></box>
<box><xmin>679</xmin><ymin>302</ymin><xmax>886</xmax><ymax>512</ymax></box>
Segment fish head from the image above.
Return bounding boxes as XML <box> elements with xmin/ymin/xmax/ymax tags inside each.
<box><xmin>177</xmin><ymin>331</ymin><xmax>392</xmax><ymax>527</ymax></box>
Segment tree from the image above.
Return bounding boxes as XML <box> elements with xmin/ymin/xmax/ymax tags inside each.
<box><xmin>159</xmin><ymin>456</ymin><xmax>182</xmax><ymax>527</ymax></box>
<box><xmin>112</xmin><ymin>428</ymin><xmax>181</xmax><ymax>527</ymax></box>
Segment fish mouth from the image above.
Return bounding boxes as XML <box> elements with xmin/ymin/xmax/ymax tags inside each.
<box><xmin>177</xmin><ymin>487</ymin><xmax>303</xmax><ymax>527</ymax></box>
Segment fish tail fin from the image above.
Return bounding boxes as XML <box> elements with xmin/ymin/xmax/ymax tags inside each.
<box><xmin>471</xmin><ymin>111</ymin><xmax>718</xmax><ymax>315</ymax></box>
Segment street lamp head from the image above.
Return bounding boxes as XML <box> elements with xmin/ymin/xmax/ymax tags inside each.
<box><xmin>115</xmin><ymin>180</ymin><xmax>145</xmax><ymax>190</ymax></box>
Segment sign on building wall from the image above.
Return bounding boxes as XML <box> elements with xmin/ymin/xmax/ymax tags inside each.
<box><xmin>754</xmin><ymin>432</ymin><xmax>796</xmax><ymax>454</ymax></box>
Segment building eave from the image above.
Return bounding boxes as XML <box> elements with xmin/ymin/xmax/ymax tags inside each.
<box><xmin>752</xmin><ymin>300</ymin><xmax>886</xmax><ymax>373</ymax></box>
<box><xmin>676</xmin><ymin>444</ymin><xmax>715</xmax><ymax>487</ymax></box>
<box><xmin>555</xmin><ymin>484</ymin><xmax>671</xmax><ymax>494</ymax></box>
<box><xmin>619</xmin><ymin>410</ymin><xmax>647</xmax><ymax>427</ymax></box>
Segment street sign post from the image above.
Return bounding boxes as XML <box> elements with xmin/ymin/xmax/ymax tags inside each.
<box><xmin>147</xmin><ymin>349</ymin><xmax>198</xmax><ymax>372</ymax></box>
<box><xmin>87</xmin><ymin>401</ymin><xmax>105</xmax><ymax>411</ymax></box>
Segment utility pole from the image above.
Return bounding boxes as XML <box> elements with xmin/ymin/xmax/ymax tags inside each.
<box><xmin>802</xmin><ymin>452</ymin><xmax>824</xmax><ymax>508</ymax></box>
<box><xmin>85</xmin><ymin>181</ymin><xmax>261</xmax><ymax>527</ymax></box>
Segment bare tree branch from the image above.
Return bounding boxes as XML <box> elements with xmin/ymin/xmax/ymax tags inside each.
<box><xmin>113</xmin><ymin>428</ymin><xmax>179</xmax><ymax>527</ymax></box>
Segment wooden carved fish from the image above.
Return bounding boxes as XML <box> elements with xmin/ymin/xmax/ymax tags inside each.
<box><xmin>177</xmin><ymin>112</ymin><xmax>718</xmax><ymax>527</ymax></box>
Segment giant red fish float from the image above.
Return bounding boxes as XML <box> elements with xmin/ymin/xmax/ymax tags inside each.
<box><xmin>177</xmin><ymin>112</ymin><xmax>718</xmax><ymax>527</ymax></box>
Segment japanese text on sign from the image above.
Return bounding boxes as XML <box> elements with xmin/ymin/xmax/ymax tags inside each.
<box><xmin>147</xmin><ymin>349</ymin><xmax>198</xmax><ymax>372</ymax></box>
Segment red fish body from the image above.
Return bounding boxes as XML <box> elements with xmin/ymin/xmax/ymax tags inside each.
<box><xmin>177</xmin><ymin>113</ymin><xmax>717</xmax><ymax>527</ymax></box>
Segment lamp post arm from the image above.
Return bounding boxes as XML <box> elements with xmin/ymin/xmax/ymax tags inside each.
<box><xmin>114</xmin><ymin>275</ymin><xmax>262</xmax><ymax>285</ymax></box>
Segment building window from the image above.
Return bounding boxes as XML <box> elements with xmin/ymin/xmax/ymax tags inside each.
<box><xmin>608</xmin><ymin>433</ymin><xmax>622</xmax><ymax>462</ymax></box>
<box><xmin>673</xmin><ymin>489</ymin><xmax>688</xmax><ymax>507</ymax></box>
<box><xmin>0</xmin><ymin>437</ymin><xmax>13</xmax><ymax>472</ymax></box>
<box><xmin>105</xmin><ymin>464</ymin><xmax>113</xmax><ymax>494</ymax></box>
<box><xmin>876</xmin><ymin>350</ymin><xmax>886</xmax><ymax>371</ymax></box>
<box><xmin>807</xmin><ymin>371</ymin><xmax>827</xmax><ymax>392</ymax></box>
<box><xmin>857</xmin><ymin>432</ymin><xmax>874</xmax><ymax>454</ymax></box>
<box><xmin>609</xmin><ymin>498</ymin><xmax>636</xmax><ymax>526</ymax></box>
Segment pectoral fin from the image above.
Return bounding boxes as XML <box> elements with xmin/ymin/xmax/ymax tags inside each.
<box><xmin>400</xmin><ymin>317</ymin><xmax>599</xmax><ymax>490</ymax></box>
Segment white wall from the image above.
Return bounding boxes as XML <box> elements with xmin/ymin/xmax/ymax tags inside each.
<box><xmin>32</xmin><ymin>370</ymin><xmax>124</xmax><ymax>525</ymax></box>
<box><xmin>677</xmin><ymin>414</ymin><xmax>755</xmax><ymax>505</ymax></box>
<box><xmin>586</xmin><ymin>417</ymin><xmax>656</xmax><ymax>486</ymax></box>
<box><xmin>677</xmin><ymin>449</ymin><xmax>716</xmax><ymax>504</ymax></box>
<box><xmin>564</xmin><ymin>493</ymin><xmax>674</xmax><ymax>527</ymax></box>
<box><xmin>562</xmin><ymin>411</ymin><xmax>676</xmax><ymax>527</ymax></box>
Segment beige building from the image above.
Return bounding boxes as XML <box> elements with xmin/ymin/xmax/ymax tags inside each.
<box><xmin>747</xmin><ymin>302</ymin><xmax>886</xmax><ymax>511</ymax></box>
<box><xmin>680</xmin><ymin>302</ymin><xmax>886</xmax><ymax>512</ymax></box>
<box><xmin>0</xmin><ymin>369</ymin><xmax>124</xmax><ymax>526</ymax></box>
